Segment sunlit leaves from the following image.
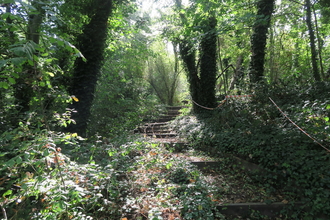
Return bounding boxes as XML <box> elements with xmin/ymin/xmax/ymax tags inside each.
<box><xmin>71</xmin><ymin>95</ymin><xmax>79</xmax><ymax>102</ymax></box>
<box><xmin>2</xmin><ymin>189</ymin><xmax>12</xmax><ymax>198</ymax></box>
<box><xmin>9</xmin><ymin>41</ymin><xmax>37</xmax><ymax>60</ymax></box>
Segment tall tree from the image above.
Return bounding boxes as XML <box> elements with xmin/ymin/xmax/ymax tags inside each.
<box><xmin>179</xmin><ymin>39</ymin><xmax>200</xmax><ymax>111</ymax></box>
<box><xmin>319</xmin><ymin>0</ymin><xmax>330</xmax><ymax>78</ymax></box>
<box><xmin>14</xmin><ymin>0</ymin><xmax>47</xmax><ymax>115</ymax></box>
<box><xmin>173</xmin><ymin>0</ymin><xmax>199</xmax><ymax>111</ymax></box>
<box><xmin>249</xmin><ymin>0</ymin><xmax>275</xmax><ymax>83</ymax></box>
<box><xmin>305</xmin><ymin>0</ymin><xmax>321</xmax><ymax>81</ymax></box>
<box><xmin>173</xmin><ymin>0</ymin><xmax>218</xmax><ymax>112</ymax></box>
<box><xmin>66</xmin><ymin>0</ymin><xmax>115</xmax><ymax>136</ymax></box>
<box><xmin>199</xmin><ymin>15</ymin><xmax>217</xmax><ymax>108</ymax></box>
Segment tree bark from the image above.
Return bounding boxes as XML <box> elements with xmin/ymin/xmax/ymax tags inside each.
<box><xmin>305</xmin><ymin>0</ymin><xmax>321</xmax><ymax>81</ymax></box>
<box><xmin>66</xmin><ymin>0</ymin><xmax>113</xmax><ymax>136</ymax></box>
<box><xmin>179</xmin><ymin>40</ymin><xmax>200</xmax><ymax>111</ymax></box>
<box><xmin>14</xmin><ymin>0</ymin><xmax>46</xmax><ymax>115</ymax></box>
<box><xmin>312</xmin><ymin>4</ymin><xmax>324</xmax><ymax>79</ymax></box>
<box><xmin>199</xmin><ymin>16</ymin><xmax>217</xmax><ymax>109</ymax></box>
<box><xmin>174</xmin><ymin>1</ymin><xmax>217</xmax><ymax>112</ymax></box>
<box><xmin>249</xmin><ymin>0</ymin><xmax>275</xmax><ymax>83</ymax></box>
<box><xmin>229</xmin><ymin>55</ymin><xmax>244</xmax><ymax>90</ymax></box>
<box><xmin>174</xmin><ymin>0</ymin><xmax>200</xmax><ymax>111</ymax></box>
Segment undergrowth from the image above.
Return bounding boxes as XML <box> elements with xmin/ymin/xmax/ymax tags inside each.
<box><xmin>1</xmin><ymin>82</ymin><xmax>330</xmax><ymax>219</ymax></box>
<box><xmin>0</xmin><ymin>126</ymin><xmax>225</xmax><ymax>219</ymax></box>
<box><xmin>173</xmin><ymin>82</ymin><xmax>330</xmax><ymax>219</ymax></box>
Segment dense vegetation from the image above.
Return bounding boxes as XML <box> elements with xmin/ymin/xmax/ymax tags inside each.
<box><xmin>1</xmin><ymin>0</ymin><xmax>330</xmax><ymax>219</ymax></box>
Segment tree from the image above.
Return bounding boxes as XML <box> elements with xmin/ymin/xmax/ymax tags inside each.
<box><xmin>88</xmin><ymin>8</ymin><xmax>164</xmax><ymax>136</ymax></box>
<box><xmin>305</xmin><ymin>0</ymin><xmax>321</xmax><ymax>81</ymax></box>
<box><xmin>199</xmin><ymin>15</ymin><xmax>217</xmax><ymax>108</ymax></box>
<box><xmin>249</xmin><ymin>0</ymin><xmax>275</xmax><ymax>83</ymax></box>
<box><xmin>13</xmin><ymin>0</ymin><xmax>47</xmax><ymax>115</ymax></box>
<box><xmin>146</xmin><ymin>42</ymin><xmax>182</xmax><ymax>106</ymax></box>
<box><xmin>173</xmin><ymin>0</ymin><xmax>218</xmax><ymax>112</ymax></box>
<box><xmin>66</xmin><ymin>0</ymin><xmax>115</xmax><ymax>136</ymax></box>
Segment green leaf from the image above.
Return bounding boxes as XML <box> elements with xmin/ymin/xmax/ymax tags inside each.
<box><xmin>166</xmin><ymin>162</ymin><xmax>173</xmax><ymax>169</ymax></box>
<box><xmin>46</xmin><ymin>72</ymin><xmax>54</xmax><ymax>77</ymax></box>
<box><xmin>0</xmin><ymin>152</ymin><xmax>8</xmax><ymax>157</ymax></box>
<box><xmin>2</xmin><ymin>190</ymin><xmax>12</xmax><ymax>198</ymax></box>
<box><xmin>8</xmin><ymin>77</ymin><xmax>16</xmax><ymax>84</ymax></box>
<box><xmin>46</xmin><ymin>80</ymin><xmax>52</xmax><ymax>88</ymax></box>
<box><xmin>27</xmin><ymin>59</ymin><xmax>34</xmax><ymax>66</ymax></box>
<box><xmin>10</xmin><ymin>57</ymin><xmax>26</xmax><ymax>66</ymax></box>
<box><xmin>16</xmin><ymin>156</ymin><xmax>22</xmax><ymax>164</ymax></box>
<box><xmin>0</xmin><ymin>60</ymin><xmax>6</xmax><ymax>68</ymax></box>
<box><xmin>324</xmin><ymin>117</ymin><xmax>329</xmax><ymax>122</ymax></box>
<box><xmin>0</xmin><ymin>82</ymin><xmax>9</xmax><ymax>89</ymax></box>
<box><xmin>33</xmin><ymin>54</ymin><xmax>39</xmax><ymax>61</ymax></box>
<box><xmin>12</xmin><ymin>72</ymin><xmax>19</xmax><ymax>78</ymax></box>
<box><xmin>6</xmin><ymin>158</ymin><xmax>15</xmax><ymax>167</ymax></box>
<box><xmin>326</xmin><ymin>105</ymin><xmax>330</xmax><ymax>110</ymax></box>
<box><xmin>53</xmin><ymin>202</ymin><xmax>64</xmax><ymax>212</ymax></box>
<box><xmin>36</xmin><ymin>46</ymin><xmax>45</xmax><ymax>52</ymax></box>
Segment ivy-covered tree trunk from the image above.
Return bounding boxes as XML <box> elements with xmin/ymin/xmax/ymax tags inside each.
<box><xmin>66</xmin><ymin>0</ymin><xmax>113</xmax><ymax>136</ymax></box>
<box><xmin>179</xmin><ymin>41</ymin><xmax>200</xmax><ymax>112</ymax></box>
<box><xmin>174</xmin><ymin>1</ymin><xmax>217</xmax><ymax>112</ymax></box>
<box><xmin>14</xmin><ymin>0</ymin><xmax>46</xmax><ymax>115</ymax></box>
<box><xmin>174</xmin><ymin>0</ymin><xmax>200</xmax><ymax>111</ymax></box>
<box><xmin>305</xmin><ymin>0</ymin><xmax>321</xmax><ymax>81</ymax></box>
<box><xmin>249</xmin><ymin>0</ymin><xmax>275</xmax><ymax>83</ymax></box>
<box><xmin>199</xmin><ymin>16</ymin><xmax>217</xmax><ymax>109</ymax></box>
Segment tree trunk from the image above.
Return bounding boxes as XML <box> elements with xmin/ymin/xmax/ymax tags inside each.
<box><xmin>229</xmin><ymin>55</ymin><xmax>244</xmax><ymax>90</ymax></box>
<box><xmin>14</xmin><ymin>0</ymin><xmax>46</xmax><ymax>115</ymax></box>
<box><xmin>199</xmin><ymin>16</ymin><xmax>217</xmax><ymax>109</ymax></box>
<box><xmin>174</xmin><ymin>0</ymin><xmax>217</xmax><ymax>112</ymax></box>
<box><xmin>249</xmin><ymin>0</ymin><xmax>275</xmax><ymax>83</ymax></box>
<box><xmin>174</xmin><ymin>0</ymin><xmax>200</xmax><ymax>111</ymax></box>
<box><xmin>66</xmin><ymin>0</ymin><xmax>113</xmax><ymax>136</ymax></box>
<box><xmin>312</xmin><ymin>4</ymin><xmax>325</xmax><ymax>79</ymax></box>
<box><xmin>179</xmin><ymin>41</ymin><xmax>200</xmax><ymax>111</ymax></box>
<box><xmin>169</xmin><ymin>41</ymin><xmax>180</xmax><ymax>106</ymax></box>
<box><xmin>305</xmin><ymin>0</ymin><xmax>321</xmax><ymax>81</ymax></box>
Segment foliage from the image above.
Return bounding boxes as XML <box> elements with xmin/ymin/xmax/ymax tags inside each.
<box><xmin>145</xmin><ymin>41</ymin><xmax>186</xmax><ymax>106</ymax></box>
<box><xmin>0</xmin><ymin>0</ymin><xmax>90</xmax><ymax>133</ymax></box>
<box><xmin>0</xmin><ymin>124</ymin><xmax>228</xmax><ymax>219</ymax></box>
<box><xmin>0</xmin><ymin>127</ymin><xmax>124</xmax><ymax>219</ymax></box>
<box><xmin>87</xmin><ymin>9</ymin><xmax>162</xmax><ymax>137</ymax></box>
<box><xmin>175</xmin><ymin>83</ymin><xmax>330</xmax><ymax>218</ymax></box>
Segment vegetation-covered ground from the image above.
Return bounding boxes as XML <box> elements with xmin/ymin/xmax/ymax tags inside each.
<box><xmin>173</xmin><ymin>83</ymin><xmax>330</xmax><ymax>219</ymax></box>
<box><xmin>1</xmin><ymin>83</ymin><xmax>329</xmax><ymax>219</ymax></box>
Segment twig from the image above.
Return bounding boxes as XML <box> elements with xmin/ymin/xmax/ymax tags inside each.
<box><xmin>216</xmin><ymin>64</ymin><xmax>236</xmax><ymax>81</ymax></box>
